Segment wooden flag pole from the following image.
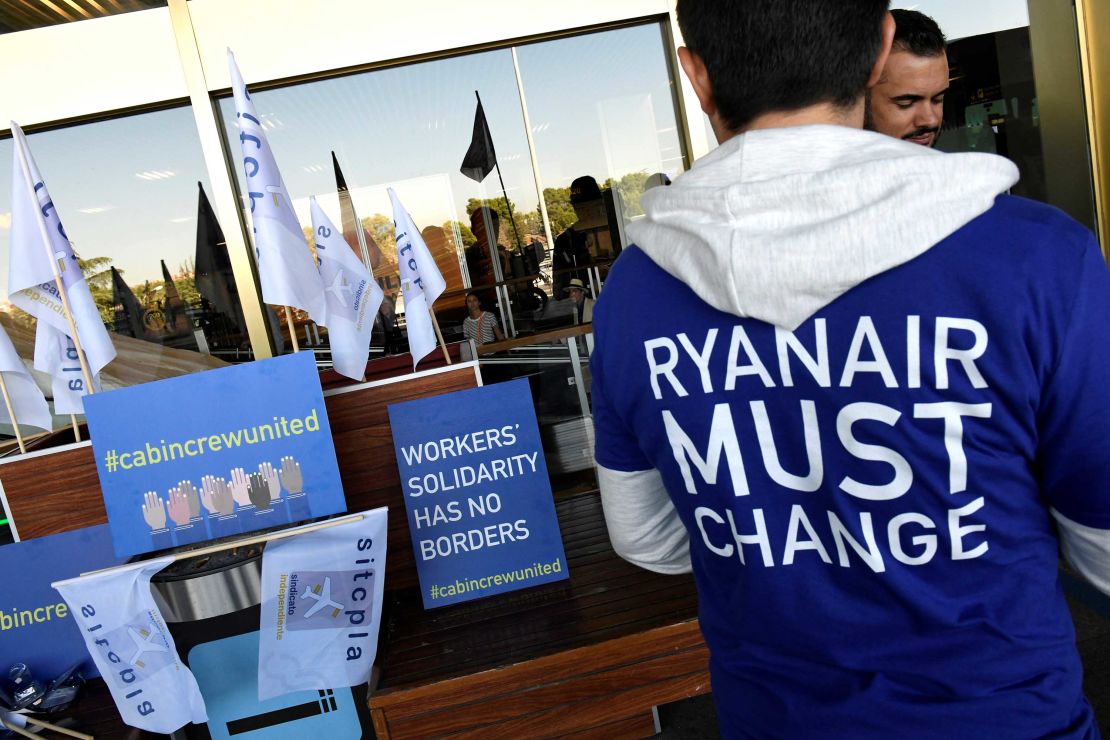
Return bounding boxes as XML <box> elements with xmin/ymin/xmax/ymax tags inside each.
<box><xmin>22</xmin><ymin>715</ymin><xmax>93</xmax><ymax>740</ymax></box>
<box><xmin>429</xmin><ymin>307</ymin><xmax>452</xmax><ymax>365</ymax></box>
<box><xmin>0</xmin><ymin>374</ymin><xmax>26</xmax><ymax>454</ymax></box>
<box><xmin>284</xmin><ymin>306</ymin><xmax>300</xmax><ymax>352</ymax></box>
<box><xmin>51</xmin><ymin>275</ymin><xmax>96</xmax><ymax>394</ymax></box>
<box><xmin>70</xmin><ymin>415</ymin><xmax>81</xmax><ymax>442</ymax></box>
<box><xmin>0</xmin><ymin>719</ymin><xmax>36</xmax><ymax>740</ymax></box>
<box><xmin>12</xmin><ymin>135</ymin><xmax>98</xmax><ymax>396</ymax></box>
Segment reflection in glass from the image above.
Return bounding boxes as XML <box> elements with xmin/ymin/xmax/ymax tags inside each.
<box><xmin>216</xmin><ymin>48</ymin><xmax>536</xmax><ymax>361</ymax></box>
<box><xmin>516</xmin><ymin>22</ymin><xmax>688</xmax><ymax>329</ymax></box>
<box><xmin>0</xmin><ymin>107</ymin><xmax>249</xmax><ymax>430</ymax></box>
<box><xmin>939</xmin><ymin>26</ymin><xmax>1046</xmax><ymax>203</ymax></box>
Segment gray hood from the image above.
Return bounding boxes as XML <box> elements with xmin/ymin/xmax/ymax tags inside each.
<box><xmin>628</xmin><ymin>125</ymin><xmax>1019</xmax><ymax>330</ymax></box>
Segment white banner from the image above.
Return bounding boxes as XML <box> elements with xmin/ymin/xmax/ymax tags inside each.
<box><xmin>228</xmin><ymin>51</ymin><xmax>327</xmax><ymax>325</ymax></box>
<box><xmin>389</xmin><ymin>188</ymin><xmax>445</xmax><ymax>368</ymax></box>
<box><xmin>8</xmin><ymin>123</ymin><xmax>115</xmax><ymax>411</ymax></box>
<box><xmin>53</xmin><ymin>557</ymin><xmax>208</xmax><ymax>734</ymax></box>
<box><xmin>310</xmin><ymin>198</ymin><xmax>382</xmax><ymax>381</ymax></box>
<box><xmin>0</xmin><ymin>321</ymin><xmax>51</xmax><ymax>431</ymax></box>
<box><xmin>258</xmin><ymin>509</ymin><xmax>388</xmax><ymax>701</ymax></box>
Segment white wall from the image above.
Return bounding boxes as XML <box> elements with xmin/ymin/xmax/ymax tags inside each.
<box><xmin>0</xmin><ymin>9</ymin><xmax>187</xmax><ymax>130</ymax></box>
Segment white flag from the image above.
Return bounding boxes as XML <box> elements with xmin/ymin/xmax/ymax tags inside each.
<box><xmin>42</xmin><ymin>329</ymin><xmax>101</xmax><ymax>415</ymax></box>
<box><xmin>388</xmin><ymin>188</ymin><xmax>445</xmax><ymax>368</ymax></box>
<box><xmin>0</xmin><ymin>321</ymin><xmax>50</xmax><ymax>431</ymax></box>
<box><xmin>53</xmin><ymin>557</ymin><xmax>208</xmax><ymax>734</ymax></box>
<box><xmin>8</xmin><ymin>122</ymin><xmax>115</xmax><ymax>410</ymax></box>
<box><xmin>228</xmin><ymin>51</ymin><xmax>327</xmax><ymax>324</ymax></box>
<box><xmin>258</xmin><ymin>509</ymin><xmax>388</xmax><ymax>701</ymax></box>
<box><xmin>310</xmin><ymin>198</ymin><xmax>383</xmax><ymax>381</ymax></box>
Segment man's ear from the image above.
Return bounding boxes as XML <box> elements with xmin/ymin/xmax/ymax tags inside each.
<box><xmin>678</xmin><ymin>46</ymin><xmax>717</xmax><ymax>118</ymax></box>
<box><xmin>867</xmin><ymin>12</ymin><xmax>897</xmax><ymax>89</ymax></box>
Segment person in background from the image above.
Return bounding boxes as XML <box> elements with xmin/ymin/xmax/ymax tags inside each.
<box><xmin>466</xmin><ymin>206</ymin><xmax>501</xmax><ymax>293</ymax></box>
<box><xmin>553</xmin><ymin>176</ymin><xmax>603</xmax><ymax>298</ymax></box>
<box><xmin>566</xmin><ymin>278</ymin><xmax>594</xmax><ymax>324</ymax></box>
<box><xmin>461</xmin><ymin>291</ymin><xmax>504</xmax><ymax>346</ymax></box>
<box><xmin>865</xmin><ymin>8</ymin><xmax>948</xmax><ymax>146</ymax></box>
<box><xmin>591</xmin><ymin>0</ymin><xmax>1108</xmax><ymax>737</ymax></box>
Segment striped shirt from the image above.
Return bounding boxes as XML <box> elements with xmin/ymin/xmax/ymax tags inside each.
<box><xmin>463</xmin><ymin>311</ymin><xmax>499</xmax><ymax>344</ymax></box>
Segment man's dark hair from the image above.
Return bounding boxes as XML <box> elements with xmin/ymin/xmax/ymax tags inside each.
<box><xmin>469</xmin><ymin>205</ymin><xmax>500</xmax><ymax>229</ymax></box>
<box><xmin>677</xmin><ymin>0</ymin><xmax>890</xmax><ymax>132</ymax></box>
<box><xmin>891</xmin><ymin>9</ymin><xmax>946</xmax><ymax>57</ymax></box>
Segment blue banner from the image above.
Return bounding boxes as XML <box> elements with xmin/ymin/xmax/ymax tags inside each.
<box><xmin>85</xmin><ymin>353</ymin><xmax>347</xmax><ymax>558</ymax></box>
<box><xmin>388</xmin><ymin>378</ymin><xmax>568</xmax><ymax>608</ymax></box>
<box><xmin>0</xmin><ymin>525</ymin><xmax>122</xmax><ymax>679</ymax></box>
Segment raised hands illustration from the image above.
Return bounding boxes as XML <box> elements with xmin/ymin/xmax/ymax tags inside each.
<box><xmin>178</xmin><ymin>479</ymin><xmax>200</xmax><ymax>519</ymax></box>
<box><xmin>167</xmin><ymin>484</ymin><xmax>193</xmax><ymax>526</ymax></box>
<box><xmin>248</xmin><ymin>472</ymin><xmax>271</xmax><ymax>509</ymax></box>
<box><xmin>279</xmin><ymin>456</ymin><xmax>304</xmax><ymax>495</ymax></box>
<box><xmin>142</xmin><ymin>491</ymin><xmax>166</xmax><ymax>531</ymax></box>
<box><xmin>201</xmin><ymin>475</ymin><xmax>235</xmax><ymax>516</ymax></box>
<box><xmin>230</xmin><ymin>467</ymin><xmax>252</xmax><ymax>507</ymax></box>
<box><xmin>259</xmin><ymin>461</ymin><xmax>282</xmax><ymax>502</ymax></box>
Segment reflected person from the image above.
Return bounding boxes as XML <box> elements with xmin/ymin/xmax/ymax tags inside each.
<box><xmin>865</xmin><ymin>9</ymin><xmax>947</xmax><ymax>147</ymax></box>
<box><xmin>566</xmin><ymin>278</ymin><xmax>594</xmax><ymax>325</ymax></box>
<box><xmin>462</xmin><ymin>291</ymin><xmax>504</xmax><ymax>346</ymax></box>
<box><xmin>466</xmin><ymin>206</ymin><xmax>501</xmax><ymax>294</ymax></box>
<box><xmin>553</xmin><ymin>176</ymin><xmax>604</xmax><ymax>298</ymax></box>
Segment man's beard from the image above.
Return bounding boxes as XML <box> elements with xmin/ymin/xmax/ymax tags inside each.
<box><xmin>863</xmin><ymin>90</ymin><xmax>876</xmax><ymax>132</ymax></box>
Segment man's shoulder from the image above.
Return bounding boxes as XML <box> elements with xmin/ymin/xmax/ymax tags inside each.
<box><xmin>973</xmin><ymin>195</ymin><xmax>1094</xmax><ymax>256</ymax></box>
<box><xmin>594</xmin><ymin>247</ymin><xmax>684</xmax><ymax>323</ymax></box>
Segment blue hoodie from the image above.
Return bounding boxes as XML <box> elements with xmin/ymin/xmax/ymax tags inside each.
<box><xmin>591</xmin><ymin>125</ymin><xmax>1106</xmax><ymax>739</ymax></box>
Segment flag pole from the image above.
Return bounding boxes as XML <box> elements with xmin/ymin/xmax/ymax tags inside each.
<box><xmin>0</xmin><ymin>719</ymin><xmax>36</xmax><ymax>740</ymax></box>
<box><xmin>71</xmin><ymin>414</ymin><xmax>81</xmax><ymax>442</ymax></box>
<box><xmin>21</xmin><ymin>715</ymin><xmax>93</xmax><ymax>740</ymax></box>
<box><xmin>429</xmin><ymin>307</ymin><xmax>452</xmax><ymax>365</ymax></box>
<box><xmin>283</xmin><ymin>306</ymin><xmax>300</xmax><ymax>352</ymax></box>
<box><xmin>476</xmin><ymin>91</ymin><xmax>525</xmax><ymax>255</ymax></box>
<box><xmin>0</xmin><ymin>374</ymin><xmax>26</xmax><ymax>454</ymax></box>
<box><xmin>12</xmin><ymin>137</ymin><xmax>97</xmax><ymax>396</ymax></box>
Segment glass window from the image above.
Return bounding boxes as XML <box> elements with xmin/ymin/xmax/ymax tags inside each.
<box><xmin>216</xmin><ymin>48</ymin><xmax>539</xmax><ymax>363</ymax></box>
<box><xmin>516</xmin><ymin>22</ymin><xmax>688</xmax><ymax>326</ymax></box>
<box><xmin>0</xmin><ymin>106</ymin><xmax>248</xmax><ymax>433</ymax></box>
<box><xmin>940</xmin><ymin>26</ymin><xmax>1045</xmax><ymax>200</ymax></box>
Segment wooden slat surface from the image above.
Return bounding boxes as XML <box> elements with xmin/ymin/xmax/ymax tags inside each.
<box><xmin>368</xmin><ymin>492</ymin><xmax>709</xmax><ymax>739</ymax></box>
<box><xmin>375</xmin><ymin>493</ymin><xmax>702</xmax><ymax>688</ymax></box>
<box><xmin>1</xmin><ymin>364</ymin><xmax>478</xmax><ymax>587</ymax></box>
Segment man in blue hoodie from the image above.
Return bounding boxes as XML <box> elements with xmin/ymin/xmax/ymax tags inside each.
<box><xmin>591</xmin><ymin>1</ymin><xmax>1108</xmax><ymax>737</ymax></box>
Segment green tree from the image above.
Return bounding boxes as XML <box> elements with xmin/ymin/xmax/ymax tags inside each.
<box><xmin>603</xmin><ymin>171</ymin><xmax>650</xmax><ymax>219</ymax></box>
<box><xmin>465</xmin><ymin>197</ymin><xmax>540</xmax><ymax>249</ymax></box>
<box><xmin>541</xmin><ymin>187</ymin><xmax>576</xmax><ymax>236</ymax></box>
<box><xmin>443</xmin><ymin>220</ymin><xmax>476</xmax><ymax>248</ymax></box>
<box><xmin>77</xmin><ymin>255</ymin><xmax>117</xmax><ymax>324</ymax></box>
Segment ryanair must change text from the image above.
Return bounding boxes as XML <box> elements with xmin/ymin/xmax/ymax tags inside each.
<box><xmin>401</xmin><ymin>424</ymin><xmax>539</xmax><ymax>561</ymax></box>
<box><xmin>646</xmin><ymin>316</ymin><xmax>998</xmax><ymax>573</ymax></box>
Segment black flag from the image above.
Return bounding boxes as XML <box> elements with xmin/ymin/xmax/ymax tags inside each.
<box><xmin>110</xmin><ymin>267</ymin><xmax>147</xmax><ymax>340</ymax></box>
<box><xmin>161</xmin><ymin>260</ymin><xmax>198</xmax><ymax>350</ymax></box>
<box><xmin>331</xmin><ymin>151</ymin><xmax>382</xmax><ymax>269</ymax></box>
<box><xmin>460</xmin><ymin>92</ymin><xmax>497</xmax><ymax>183</ymax></box>
<box><xmin>194</xmin><ymin>183</ymin><xmax>243</xmax><ymax>326</ymax></box>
